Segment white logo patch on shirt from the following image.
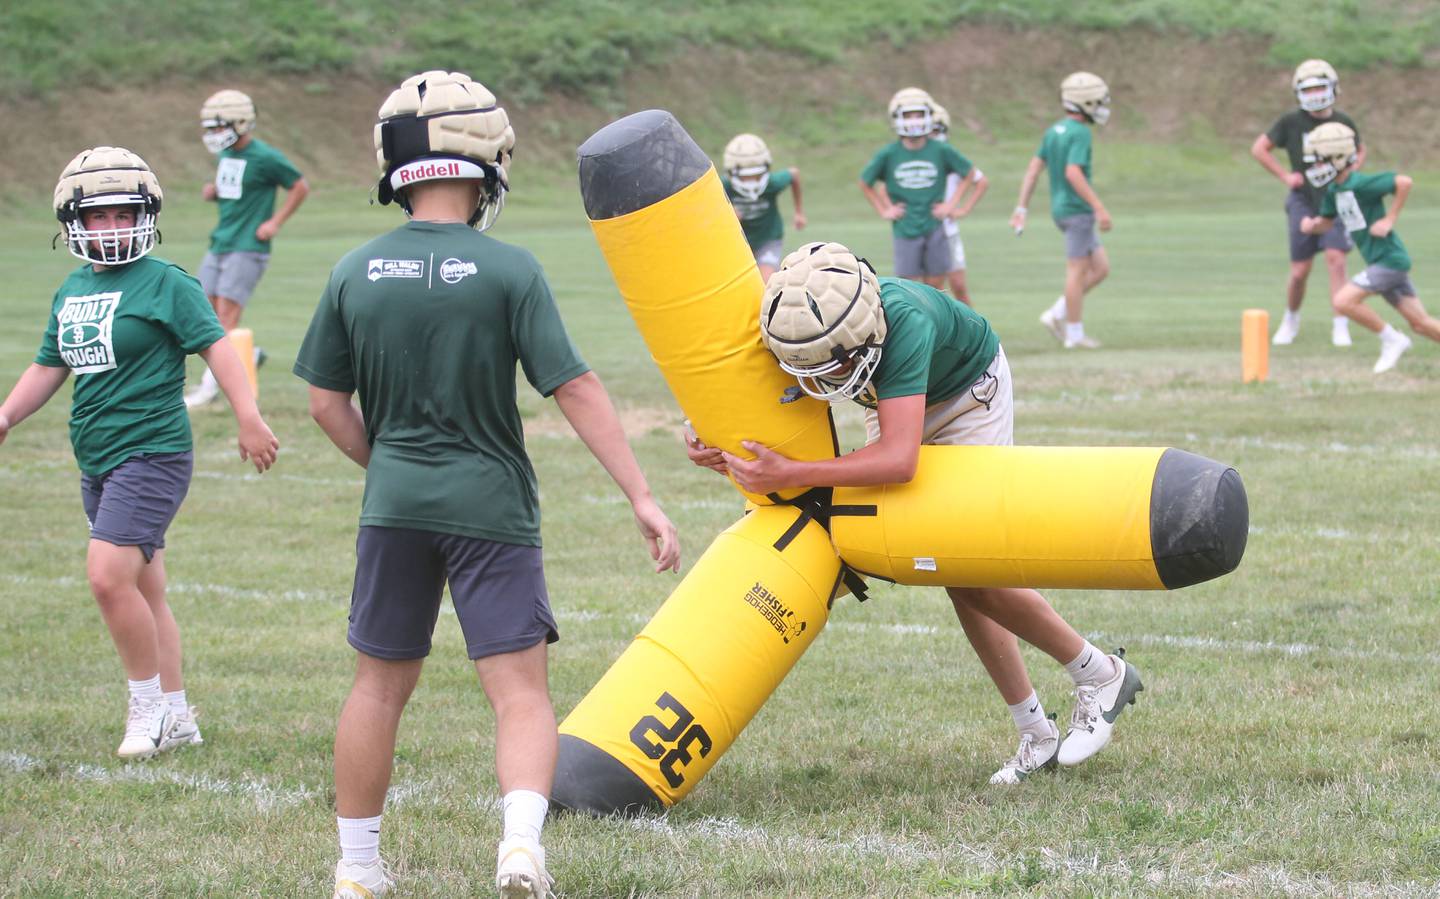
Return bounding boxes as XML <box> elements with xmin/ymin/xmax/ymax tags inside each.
<box><xmin>893</xmin><ymin>160</ymin><xmax>940</xmax><ymax>190</ymax></box>
<box><xmin>1335</xmin><ymin>191</ymin><xmax>1367</xmax><ymax>233</ymax></box>
<box><xmin>439</xmin><ymin>258</ymin><xmax>478</xmax><ymax>284</ymax></box>
<box><xmin>367</xmin><ymin>259</ymin><xmax>425</xmax><ymax>281</ymax></box>
<box><xmin>216</xmin><ymin>158</ymin><xmax>247</xmax><ymax>200</ymax></box>
<box><xmin>57</xmin><ymin>291</ymin><xmax>122</xmax><ymax>374</ymax></box>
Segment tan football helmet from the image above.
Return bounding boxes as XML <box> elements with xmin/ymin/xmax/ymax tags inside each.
<box><xmin>888</xmin><ymin>87</ymin><xmax>936</xmax><ymax>138</ymax></box>
<box><xmin>930</xmin><ymin>103</ymin><xmax>951</xmax><ymax>140</ymax></box>
<box><xmin>1061</xmin><ymin>72</ymin><xmax>1111</xmax><ymax>125</ymax></box>
<box><xmin>1302</xmin><ymin>121</ymin><xmax>1357</xmax><ymax>188</ymax></box>
<box><xmin>723</xmin><ymin>133</ymin><xmax>772</xmax><ymax>201</ymax></box>
<box><xmin>200</xmin><ymin>90</ymin><xmax>257</xmax><ymax>153</ymax></box>
<box><xmin>53</xmin><ymin>146</ymin><xmax>163</xmax><ymax>265</ymax></box>
<box><xmin>760</xmin><ymin>242</ymin><xmax>886</xmax><ymax>402</ymax></box>
<box><xmin>374</xmin><ymin>70</ymin><xmax>516</xmax><ymax>231</ymax></box>
<box><xmin>1293</xmin><ymin>59</ymin><xmax>1339</xmax><ymax>112</ymax></box>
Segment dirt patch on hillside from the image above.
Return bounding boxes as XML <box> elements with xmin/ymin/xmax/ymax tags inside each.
<box><xmin>3</xmin><ymin>26</ymin><xmax>1438</xmax><ymax>198</ymax></box>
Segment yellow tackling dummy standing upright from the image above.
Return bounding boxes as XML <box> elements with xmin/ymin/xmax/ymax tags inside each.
<box><xmin>553</xmin><ymin>111</ymin><xmax>1247</xmax><ymax>816</ymax></box>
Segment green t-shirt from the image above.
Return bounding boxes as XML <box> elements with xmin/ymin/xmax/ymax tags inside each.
<box><xmin>1037</xmin><ymin>118</ymin><xmax>1094</xmax><ymax>219</ymax></box>
<box><xmin>1319</xmin><ymin>171</ymin><xmax>1410</xmax><ymax>271</ymax></box>
<box><xmin>861</xmin><ymin>139</ymin><xmax>973</xmax><ymax>239</ymax></box>
<box><xmin>862</xmin><ymin>277</ymin><xmax>999</xmax><ymax>409</ymax></box>
<box><xmin>1265</xmin><ymin>108</ymin><xmax>1361</xmax><ymax>210</ymax></box>
<box><xmin>293</xmin><ymin>221</ymin><xmax>590</xmax><ymax>546</ymax></box>
<box><xmin>722</xmin><ymin>168</ymin><xmax>793</xmax><ymax>248</ymax></box>
<box><xmin>34</xmin><ymin>256</ymin><xmax>225</xmax><ymax>476</ymax></box>
<box><xmin>209</xmin><ymin>137</ymin><xmax>303</xmax><ymax>254</ymax></box>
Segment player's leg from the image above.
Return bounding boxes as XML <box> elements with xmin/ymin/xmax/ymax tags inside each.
<box><xmin>1393</xmin><ymin>293</ymin><xmax>1440</xmax><ymax>343</ymax></box>
<box><xmin>187</xmin><ymin>253</ymin><xmax>269</xmax><ymax>407</ymax></box>
<box><xmin>1276</xmin><ymin>194</ymin><xmax>1318</xmax><ymax>344</ymax></box>
<box><xmin>332</xmin><ymin>527</ymin><xmax>444</xmax><ymax>898</ymax></box>
<box><xmin>754</xmin><ymin>239</ymin><xmax>783</xmax><ymax>284</ymax></box>
<box><xmin>1321</xmin><ymin>225</ymin><xmax>1355</xmax><ymax>346</ymax></box>
<box><xmin>447</xmin><ymin>537</ymin><xmax>560</xmax><ymax>898</ymax></box>
<box><xmin>137</xmin><ymin>548</ymin><xmax>201</xmax><ymax>750</ymax></box>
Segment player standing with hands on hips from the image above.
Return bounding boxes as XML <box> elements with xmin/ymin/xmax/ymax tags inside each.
<box><xmin>294</xmin><ymin>72</ymin><xmax>680</xmax><ymax>899</ymax></box>
<box><xmin>0</xmin><ymin>147</ymin><xmax>278</xmax><ymax>761</ymax></box>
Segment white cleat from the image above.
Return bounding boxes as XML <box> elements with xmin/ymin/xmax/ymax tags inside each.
<box><xmin>161</xmin><ymin>705</ymin><xmax>203</xmax><ymax>751</ymax></box>
<box><xmin>497</xmin><ymin>837</ymin><xmax>555</xmax><ymax>899</ymax></box>
<box><xmin>1272</xmin><ymin>316</ymin><xmax>1300</xmax><ymax>345</ymax></box>
<box><xmin>1332</xmin><ymin>321</ymin><xmax>1353</xmax><ymax>347</ymax></box>
<box><xmin>116</xmin><ymin>697</ymin><xmax>177</xmax><ymax>761</ymax></box>
<box><xmin>333</xmin><ymin>858</ymin><xmax>395</xmax><ymax>898</ymax></box>
<box><xmin>1057</xmin><ymin>649</ymin><xmax>1144</xmax><ymax>767</ymax></box>
<box><xmin>989</xmin><ymin>716</ymin><xmax>1060</xmax><ymax>785</ymax></box>
<box><xmin>1039</xmin><ymin>308</ymin><xmax>1065</xmax><ymax>343</ymax></box>
<box><xmin>1063</xmin><ymin>335</ymin><xmax>1102</xmax><ymax>349</ymax></box>
<box><xmin>1374</xmin><ymin>331</ymin><xmax>1412</xmax><ymax>373</ymax></box>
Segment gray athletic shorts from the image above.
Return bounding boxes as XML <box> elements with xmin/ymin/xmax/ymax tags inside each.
<box><xmin>198</xmin><ymin>251</ymin><xmax>271</xmax><ymax>305</ymax></box>
<box><xmin>752</xmin><ymin>239</ymin><xmax>784</xmax><ymax>269</ymax></box>
<box><xmin>1286</xmin><ymin>191</ymin><xmax>1352</xmax><ymax>262</ymax></box>
<box><xmin>1353</xmin><ymin>265</ymin><xmax>1418</xmax><ymax>307</ymax></box>
<box><xmin>1055</xmin><ymin>214</ymin><xmax>1101</xmax><ymax>259</ymax></box>
<box><xmin>80</xmin><ymin>451</ymin><xmax>194</xmax><ymax>562</ymax></box>
<box><xmin>347</xmin><ymin>526</ymin><xmax>559</xmax><ymax>661</ymax></box>
<box><xmin>893</xmin><ymin>227</ymin><xmax>953</xmax><ymax>278</ymax></box>
<box><xmin>866</xmin><ymin>345</ymin><xmax>1014</xmax><ymax>447</ymax></box>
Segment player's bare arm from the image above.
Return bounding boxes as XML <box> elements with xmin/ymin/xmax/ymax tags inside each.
<box><xmin>789</xmin><ymin>167</ymin><xmax>806</xmax><ymax>230</ymax></box>
<box><xmin>1011</xmin><ymin>156</ymin><xmax>1044</xmax><ymax>232</ymax></box>
<box><xmin>1066</xmin><ymin>163</ymin><xmax>1111</xmax><ymax>230</ymax></box>
<box><xmin>307</xmin><ymin>386</ymin><xmax>370</xmax><ymax>469</ymax></box>
<box><xmin>1250</xmin><ymin>133</ymin><xmax>1303</xmax><ymax>189</ymax></box>
<box><xmin>1372</xmin><ymin>174</ymin><xmax>1411</xmax><ymax>238</ymax></box>
<box><xmin>255</xmin><ymin>177</ymin><xmax>310</xmax><ymax>242</ymax></box>
<box><xmin>0</xmin><ymin>363</ymin><xmax>70</xmax><ymax>447</ymax></box>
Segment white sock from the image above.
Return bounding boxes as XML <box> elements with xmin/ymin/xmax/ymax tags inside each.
<box><xmin>502</xmin><ymin>789</ymin><xmax>549</xmax><ymax>844</ymax></box>
<box><xmin>1007</xmin><ymin>691</ymin><xmax>1048</xmax><ymax>736</ymax></box>
<box><xmin>1065</xmin><ymin>322</ymin><xmax>1085</xmax><ymax>342</ymax></box>
<box><xmin>1333</xmin><ymin>315</ymin><xmax>1349</xmax><ymax>329</ymax></box>
<box><xmin>1380</xmin><ymin>324</ymin><xmax>1401</xmax><ymax>342</ymax></box>
<box><xmin>127</xmin><ymin>674</ymin><xmax>163</xmax><ymax>704</ymax></box>
<box><xmin>199</xmin><ymin>367</ymin><xmax>218</xmax><ymax>393</ymax></box>
<box><xmin>164</xmin><ymin>690</ymin><xmax>188</xmax><ymax>717</ymax></box>
<box><xmin>337</xmin><ymin>814</ymin><xmax>383</xmax><ymax>865</ymax></box>
<box><xmin>1064</xmin><ymin>643</ymin><xmax>1114</xmax><ymax>686</ymax></box>
<box><xmin>1284</xmin><ymin>310</ymin><xmax>1301</xmax><ymax>327</ymax></box>
<box><xmin>1049</xmin><ymin>296</ymin><xmax>1067</xmax><ymax>318</ymax></box>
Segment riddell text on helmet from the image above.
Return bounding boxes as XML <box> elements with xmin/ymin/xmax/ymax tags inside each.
<box><xmin>397</xmin><ymin>161</ymin><xmax>463</xmax><ymax>184</ymax></box>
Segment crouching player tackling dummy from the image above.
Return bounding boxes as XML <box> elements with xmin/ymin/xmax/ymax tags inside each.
<box><xmin>294</xmin><ymin>72</ymin><xmax>680</xmax><ymax>899</ymax></box>
<box><xmin>685</xmin><ymin>242</ymin><xmax>1142</xmax><ymax>785</ymax></box>
<box><xmin>0</xmin><ymin>147</ymin><xmax>278</xmax><ymax>761</ymax></box>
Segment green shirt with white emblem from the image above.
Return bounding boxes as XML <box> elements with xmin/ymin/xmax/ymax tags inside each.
<box><xmin>1037</xmin><ymin>117</ymin><xmax>1094</xmax><ymax>219</ymax></box>
<box><xmin>861</xmin><ymin>139</ymin><xmax>973</xmax><ymax>239</ymax></box>
<box><xmin>1319</xmin><ymin>171</ymin><xmax>1410</xmax><ymax>271</ymax></box>
<box><xmin>862</xmin><ymin>277</ymin><xmax>999</xmax><ymax>409</ymax></box>
<box><xmin>1266</xmin><ymin>108</ymin><xmax>1361</xmax><ymax>210</ymax></box>
<box><xmin>722</xmin><ymin>168</ymin><xmax>793</xmax><ymax>248</ymax></box>
<box><xmin>209</xmin><ymin>137</ymin><xmax>303</xmax><ymax>254</ymax></box>
<box><xmin>293</xmin><ymin>221</ymin><xmax>590</xmax><ymax>546</ymax></box>
<box><xmin>34</xmin><ymin>256</ymin><xmax>225</xmax><ymax>476</ymax></box>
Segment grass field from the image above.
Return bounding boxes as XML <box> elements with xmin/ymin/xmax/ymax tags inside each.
<box><xmin>2</xmin><ymin>140</ymin><xmax>1439</xmax><ymax>897</ymax></box>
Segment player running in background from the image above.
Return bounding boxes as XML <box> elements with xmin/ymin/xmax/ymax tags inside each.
<box><xmin>928</xmin><ymin>103</ymin><xmax>988</xmax><ymax>306</ymax></box>
<box><xmin>186</xmin><ymin>89</ymin><xmax>310</xmax><ymax>407</ymax></box>
<box><xmin>1301</xmin><ymin>122</ymin><xmax>1440</xmax><ymax>373</ymax></box>
<box><xmin>1250</xmin><ymin>60</ymin><xmax>1362</xmax><ymax>347</ymax></box>
<box><xmin>861</xmin><ymin>88</ymin><xmax>977</xmax><ymax>293</ymax></box>
<box><xmin>295</xmin><ymin>72</ymin><xmax>680</xmax><ymax>899</ymax></box>
<box><xmin>0</xmin><ymin>147</ymin><xmax>277</xmax><ymax>761</ymax></box>
<box><xmin>1011</xmin><ymin>72</ymin><xmax>1113</xmax><ymax>349</ymax></box>
<box><xmin>721</xmin><ymin>133</ymin><xmax>805</xmax><ymax>281</ymax></box>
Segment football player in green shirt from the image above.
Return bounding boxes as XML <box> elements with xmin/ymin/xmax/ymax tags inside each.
<box><xmin>185</xmin><ymin>89</ymin><xmax>311</xmax><ymax>407</ymax></box>
<box><xmin>1300</xmin><ymin>122</ymin><xmax>1440</xmax><ymax>373</ymax></box>
<box><xmin>721</xmin><ymin>132</ymin><xmax>806</xmax><ymax>281</ymax></box>
<box><xmin>687</xmin><ymin>242</ymin><xmax>1143</xmax><ymax>786</ymax></box>
<box><xmin>1250</xmin><ymin>60</ymin><xmax>1362</xmax><ymax>347</ymax></box>
<box><xmin>295</xmin><ymin>72</ymin><xmax>679</xmax><ymax>899</ymax></box>
<box><xmin>0</xmin><ymin>147</ymin><xmax>277</xmax><ymax>762</ymax></box>
<box><xmin>1011</xmin><ymin>72</ymin><xmax>1113</xmax><ymax>349</ymax></box>
<box><xmin>861</xmin><ymin>88</ymin><xmax>980</xmax><ymax>293</ymax></box>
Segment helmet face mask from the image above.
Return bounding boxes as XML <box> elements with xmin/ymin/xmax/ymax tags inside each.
<box><xmin>761</xmin><ymin>242</ymin><xmax>887</xmax><ymax>403</ymax></box>
<box><xmin>722</xmin><ymin>134</ymin><xmax>772</xmax><ymax>199</ymax></box>
<box><xmin>1293</xmin><ymin>59</ymin><xmax>1338</xmax><ymax>113</ymax></box>
<box><xmin>1302</xmin><ymin>121</ymin><xmax>1358</xmax><ymax>188</ymax></box>
<box><xmin>54</xmin><ymin>147</ymin><xmax>163</xmax><ymax>265</ymax></box>
<box><xmin>374</xmin><ymin>71</ymin><xmax>515</xmax><ymax>232</ymax></box>
<box><xmin>199</xmin><ymin>90</ymin><xmax>256</xmax><ymax>154</ymax></box>
<box><xmin>888</xmin><ymin>88</ymin><xmax>936</xmax><ymax>138</ymax></box>
<box><xmin>728</xmin><ymin>165</ymin><xmax>770</xmax><ymax>201</ymax></box>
